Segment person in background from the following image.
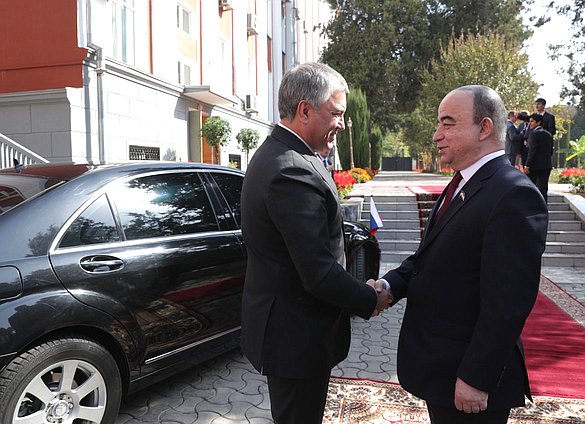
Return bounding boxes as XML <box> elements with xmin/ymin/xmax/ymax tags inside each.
<box><xmin>240</xmin><ymin>62</ymin><xmax>392</xmax><ymax>424</ymax></box>
<box><xmin>525</xmin><ymin>113</ymin><xmax>554</xmax><ymax>202</ymax></box>
<box><xmin>534</xmin><ymin>98</ymin><xmax>556</xmax><ymax>136</ymax></box>
<box><xmin>378</xmin><ymin>85</ymin><xmax>548</xmax><ymax>424</ymax></box>
<box><xmin>517</xmin><ymin>110</ymin><xmax>531</xmax><ymax>167</ymax></box>
<box><xmin>505</xmin><ymin>111</ymin><xmax>524</xmax><ymax>166</ymax></box>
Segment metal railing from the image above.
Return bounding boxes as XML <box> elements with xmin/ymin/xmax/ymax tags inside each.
<box><xmin>1</xmin><ymin>133</ymin><xmax>49</xmax><ymax>169</ymax></box>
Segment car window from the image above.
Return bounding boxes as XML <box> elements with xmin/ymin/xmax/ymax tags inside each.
<box><xmin>59</xmin><ymin>194</ymin><xmax>121</xmax><ymax>247</ymax></box>
<box><xmin>110</xmin><ymin>172</ymin><xmax>218</xmax><ymax>240</ymax></box>
<box><xmin>210</xmin><ymin>172</ymin><xmax>243</xmax><ymax>227</ymax></box>
<box><xmin>0</xmin><ymin>175</ymin><xmax>63</xmax><ymax>214</ymax></box>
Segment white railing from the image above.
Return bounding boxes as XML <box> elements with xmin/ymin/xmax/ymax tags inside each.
<box><xmin>1</xmin><ymin>133</ymin><xmax>49</xmax><ymax>169</ymax></box>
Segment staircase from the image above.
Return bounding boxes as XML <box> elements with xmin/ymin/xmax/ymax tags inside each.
<box><xmin>1</xmin><ymin>132</ymin><xmax>49</xmax><ymax>169</ymax></box>
<box><xmin>361</xmin><ymin>191</ymin><xmax>585</xmax><ymax>268</ymax></box>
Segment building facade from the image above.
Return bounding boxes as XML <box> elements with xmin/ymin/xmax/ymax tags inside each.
<box><xmin>0</xmin><ymin>0</ymin><xmax>333</xmax><ymax>169</ymax></box>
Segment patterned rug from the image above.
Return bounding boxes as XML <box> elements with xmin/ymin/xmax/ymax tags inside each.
<box><xmin>324</xmin><ymin>377</ymin><xmax>585</xmax><ymax>423</ymax></box>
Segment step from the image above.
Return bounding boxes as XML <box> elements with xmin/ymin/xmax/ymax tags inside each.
<box><xmin>548</xmin><ymin>210</ymin><xmax>576</xmax><ymax>221</ymax></box>
<box><xmin>546</xmin><ymin>231</ymin><xmax>585</xmax><ymax>242</ymax></box>
<box><xmin>549</xmin><ymin>220</ymin><xmax>584</xmax><ymax>231</ymax></box>
<box><xmin>547</xmin><ymin>202</ymin><xmax>570</xmax><ymax>211</ymax></box>
<box><xmin>542</xmin><ymin>253</ymin><xmax>585</xmax><ymax>267</ymax></box>
<box><xmin>382</xmin><ymin>251</ymin><xmax>416</xmax><ymax>263</ymax></box>
<box><xmin>545</xmin><ymin>241</ymin><xmax>585</xmax><ymax>254</ymax></box>
<box><xmin>375</xmin><ymin>228</ymin><xmax>421</xmax><ymax>240</ymax></box>
<box><xmin>379</xmin><ymin>239</ymin><xmax>420</xmax><ymax>251</ymax></box>
<box><xmin>361</xmin><ymin>210</ymin><xmax>419</xmax><ymax>220</ymax></box>
<box><xmin>363</xmin><ymin>202</ymin><xmax>418</xmax><ymax>212</ymax></box>
<box><xmin>360</xmin><ymin>219</ymin><xmax>421</xmax><ymax>230</ymax></box>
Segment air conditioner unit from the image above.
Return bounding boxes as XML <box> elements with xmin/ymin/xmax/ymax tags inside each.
<box><xmin>247</xmin><ymin>13</ymin><xmax>259</xmax><ymax>36</ymax></box>
<box><xmin>220</xmin><ymin>0</ymin><xmax>234</xmax><ymax>11</ymax></box>
<box><xmin>245</xmin><ymin>94</ymin><xmax>258</xmax><ymax>113</ymax></box>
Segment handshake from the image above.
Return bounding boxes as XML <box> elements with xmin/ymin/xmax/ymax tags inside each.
<box><xmin>366</xmin><ymin>279</ymin><xmax>394</xmax><ymax>317</ymax></box>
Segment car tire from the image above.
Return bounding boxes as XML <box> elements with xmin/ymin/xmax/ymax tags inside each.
<box><xmin>348</xmin><ymin>245</ymin><xmax>367</xmax><ymax>281</ymax></box>
<box><xmin>0</xmin><ymin>336</ymin><xmax>122</xmax><ymax>424</ymax></box>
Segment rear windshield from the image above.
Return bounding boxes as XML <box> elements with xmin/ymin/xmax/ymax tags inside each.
<box><xmin>0</xmin><ymin>174</ymin><xmax>64</xmax><ymax>214</ymax></box>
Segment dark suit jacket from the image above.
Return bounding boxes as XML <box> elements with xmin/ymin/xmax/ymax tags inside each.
<box><xmin>541</xmin><ymin>111</ymin><xmax>556</xmax><ymax>136</ymax></box>
<box><xmin>241</xmin><ymin>125</ymin><xmax>376</xmax><ymax>379</ymax></box>
<box><xmin>526</xmin><ymin>127</ymin><xmax>553</xmax><ymax>171</ymax></box>
<box><xmin>383</xmin><ymin>155</ymin><xmax>548</xmax><ymax>410</ymax></box>
<box><xmin>505</xmin><ymin>121</ymin><xmax>524</xmax><ymax>155</ymax></box>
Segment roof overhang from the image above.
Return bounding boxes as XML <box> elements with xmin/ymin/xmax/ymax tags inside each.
<box><xmin>183</xmin><ymin>86</ymin><xmax>236</xmax><ymax>106</ymax></box>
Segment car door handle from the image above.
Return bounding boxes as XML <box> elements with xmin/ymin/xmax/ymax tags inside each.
<box><xmin>80</xmin><ymin>256</ymin><xmax>125</xmax><ymax>273</ymax></box>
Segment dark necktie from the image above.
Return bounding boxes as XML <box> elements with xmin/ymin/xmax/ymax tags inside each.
<box><xmin>434</xmin><ymin>171</ymin><xmax>463</xmax><ymax>223</ymax></box>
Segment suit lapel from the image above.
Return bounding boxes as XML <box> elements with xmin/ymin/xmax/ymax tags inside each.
<box><xmin>270</xmin><ymin>125</ymin><xmax>338</xmax><ymax>195</ymax></box>
<box><xmin>420</xmin><ymin>156</ymin><xmax>509</xmax><ymax>251</ymax></box>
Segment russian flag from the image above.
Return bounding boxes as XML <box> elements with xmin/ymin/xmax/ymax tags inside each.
<box><xmin>369</xmin><ymin>197</ymin><xmax>383</xmax><ymax>235</ymax></box>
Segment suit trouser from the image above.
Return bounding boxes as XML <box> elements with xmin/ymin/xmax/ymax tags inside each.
<box><xmin>427</xmin><ymin>403</ymin><xmax>510</xmax><ymax>424</ymax></box>
<box><xmin>528</xmin><ymin>168</ymin><xmax>551</xmax><ymax>202</ymax></box>
<box><xmin>266</xmin><ymin>373</ymin><xmax>330</xmax><ymax>424</ymax></box>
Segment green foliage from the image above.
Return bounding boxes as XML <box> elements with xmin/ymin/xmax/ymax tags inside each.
<box><xmin>337</xmin><ymin>88</ymin><xmax>370</xmax><ymax>169</ymax></box>
<box><xmin>566</xmin><ymin>136</ymin><xmax>585</xmax><ymax>168</ymax></box>
<box><xmin>201</xmin><ymin>117</ymin><xmax>232</xmax><ymax>149</ymax></box>
<box><xmin>400</xmin><ymin>32</ymin><xmax>538</xmax><ymax>171</ymax></box>
<box><xmin>369</xmin><ymin>126</ymin><xmax>383</xmax><ymax>170</ymax></box>
<box><xmin>321</xmin><ymin>0</ymin><xmax>530</xmax><ymax>132</ymax></box>
<box><xmin>236</xmin><ymin>128</ymin><xmax>260</xmax><ymax>164</ymax></box>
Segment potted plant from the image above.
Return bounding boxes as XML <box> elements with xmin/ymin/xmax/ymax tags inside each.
<box><xmin>236</xmin><ymin>128</ymin><xmax>260</xmax><ymax>165</ymax></box>
<box><xmin>201</xmin><ymin>117</ymin><xmax>232</xmax><ymax>164</ymax></box>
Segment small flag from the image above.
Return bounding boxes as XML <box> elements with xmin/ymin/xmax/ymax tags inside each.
<box><xmin>369</xmin><ymin>197</ymin><xmax>383</xmax><ymax>235</ymax></box>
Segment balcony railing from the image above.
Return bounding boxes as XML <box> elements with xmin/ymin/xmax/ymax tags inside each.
<box><xmin>1</xmin><ymin>133</ymin><xmax>49</xmax><ymax>169</ymax></box>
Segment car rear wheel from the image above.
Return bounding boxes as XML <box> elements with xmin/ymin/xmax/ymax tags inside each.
<box><xmin>0</xmin><ymin>337</ymin><xmax>121</xmax><ymax>424</ymax></box>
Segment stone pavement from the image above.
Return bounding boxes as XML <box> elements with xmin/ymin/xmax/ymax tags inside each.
<box><xmin>116</xmin><ymin>172</ymin><xmax>585</xmax><ymax>424</ymax></box>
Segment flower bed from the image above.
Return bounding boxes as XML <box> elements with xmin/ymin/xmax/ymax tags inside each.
<box><xmin>559</xmin><ymin>168</ymin><xmax>585</xmax><ymax>193</ymax></box>
<box><xmin>333</xmin><ymin>167</ymin><xmax>378</xmax><ymax>199</ymax></box>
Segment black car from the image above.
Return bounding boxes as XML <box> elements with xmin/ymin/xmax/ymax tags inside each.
<box><xmin>0</xmin><ymin>162</ymin><xmax>379</xmax><ymax>422</ymax></box>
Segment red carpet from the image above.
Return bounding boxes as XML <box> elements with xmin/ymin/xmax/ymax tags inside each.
<box><xmin>522</xmin><ymin>276</ymin><xmax>585</xmax><ymax>399</ymax></box>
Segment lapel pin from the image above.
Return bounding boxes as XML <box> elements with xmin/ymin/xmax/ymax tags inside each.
<box><xmin>459</xmin><ymin>191</ymin><xmax>465</xmax><ymax>202</ymax></box>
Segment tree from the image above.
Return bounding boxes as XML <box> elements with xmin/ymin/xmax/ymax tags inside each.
<box><xmin>322</xmin><ymin>0</ymin><xmax>529</xmax><ymax>132</ymax></box>
<box><xmin>543</xmin><ymin>0</ymin><xmax>585</xmax><ymax>107</ymax></box>
<box><xmin>369</xmin><ymin>125</ymin><xmax>383</xmax><ymax>170</ymax></box>
<box><xmin>337</xmin><ymin>87</ymin><xmax>370</xmax><ymax>169</ymax></box>
<box><xmin>201</xmin><ymin>117</ymin><xmax>231</xmax><ymax>164</ymax></box>
<box><xmin>402</xmin><ymin>32</ymin><xmax>539</xmax><ymax>171</ymax></box>
<box><xmin>236</xmin><ymin>128</ymin><xmax>260</xmax><ymax>165</ymax></box>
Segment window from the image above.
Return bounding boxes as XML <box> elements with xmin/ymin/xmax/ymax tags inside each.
<box><xmin>112</xmin><ymin>0</ymin><xmax>135</xmax><ymax>65</ymax></box>
<box><xmin>59</xmin><ymin>195</ymin><xmax>120</xmax><ymax>248</ymax></box>
<box><xmin>177</xmin><ymin>3</ymin><xmax>191</xmax><ymax>34</ymax></box>
<box><xmin>210</xmin><ymin>172</ymin><xmax>243</xmax><ymax>227</ymax></box>
<box><xmin>177</xmin><ymin>61</ymin><xmax>191</xmax><ymax>85</ymax></box>
<box><xmin>129</xmin><ymin>145</ymin><xmax>160</xmax><ymax>160</ymax></box>
<box><xmin>110</xmin><ymin>173</ymin><xmax>218</xmax><ymax>240</ymax></box>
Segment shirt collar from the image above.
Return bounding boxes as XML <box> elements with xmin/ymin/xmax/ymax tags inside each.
<box><xmin>277</xmin><ymin>123</ymin><xmax>319</xmax><ymax>157</ymax></box>
<box><xmin>459</xmin><ymin>150</ymin><xmax>506</xmax><ymax>185</ymax></box>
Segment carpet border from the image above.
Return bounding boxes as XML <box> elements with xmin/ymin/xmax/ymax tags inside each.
<box><xmin>539</xmin><ymin>274</ymin><xmax>585</xmax><ymax>328</ymax></box>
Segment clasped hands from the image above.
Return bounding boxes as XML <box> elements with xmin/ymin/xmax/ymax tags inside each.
<box><xmin>366</xmin><ymin>279</ymin><xmax>393</xmax><ymax>317</ymax></box>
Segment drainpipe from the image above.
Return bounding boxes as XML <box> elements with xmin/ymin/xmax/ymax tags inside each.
<box><xmin>84</xmin><ymin>0</ymin><xmax>105</xmax><ymax>164</ymax></box>
<box><xmin>89</xmin><ymin>43</ymin><xmax>106</xmax><ymax>165</ymax></box>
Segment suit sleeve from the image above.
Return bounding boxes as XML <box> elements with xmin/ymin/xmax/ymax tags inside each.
<box><xmin>456</xmin><ymin>182</ymin><xmax>548</xmax><ymax>392</ymax></box>
<box><xmin>265</xmin><ymin>164</ymin><xmax>377</xmax><ymax>319</ymax></box>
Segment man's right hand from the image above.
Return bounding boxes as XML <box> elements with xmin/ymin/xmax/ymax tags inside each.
<box><xmin>366</xmin><ymin>279</ymin><xmax>393</xmax><ymax>316</ymax></box>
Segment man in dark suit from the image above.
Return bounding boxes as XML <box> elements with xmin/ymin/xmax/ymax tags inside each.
<box><xmin>535</xmin><ymin>97</ymin><xmax>556</xmax><ymax>136</ymax></box>
<box><xmin>240</xmin><ymin>62</ymin><xmax>391</xmax><ymax>424</ymax></box>
<box><xmin>525</xmin><ymin>113</ymin><xmax>554</xmax><ymax>202</ymax></box>
<box><xmin>378</xmin><ymin>86</ymin><xmax>548</xmax><ymax>423</ymax></box>
<box><xmin>505</xmin><ymin>111</ymin><xmax>524</xmax><ymax>166</ymax></box>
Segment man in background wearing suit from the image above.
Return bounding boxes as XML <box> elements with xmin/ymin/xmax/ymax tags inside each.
<box><xmin>535</xmin><ymin>97</ymin><xmax>556</xmax><ymax>136</ymax></box>
<box><xmin>379</xmin><ymin>86</ymin><xmax>548</xmax><ymax>423</ymax></box>
<box><xmin>505</xmin><ymin>110</ymin><xmax>524</xmax><ymax>166</ymax></box>
<box><xmin>240</xmin><ymin>62</ymin><xmax>392</xmax><ymax>424</ymax></box>
<box><xmin>525</xmin><ymin>113</ymin><xmax>554</xmax><ymax>202</ymax></box>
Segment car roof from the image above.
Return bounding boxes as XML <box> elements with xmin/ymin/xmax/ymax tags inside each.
<box><xmin>0</xmin><ymin>161</ymin><xmax>244</xmax><ymax>181</ymax></box>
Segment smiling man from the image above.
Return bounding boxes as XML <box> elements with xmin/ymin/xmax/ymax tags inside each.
<box><xmin>379</xmin><ymin>85</ymin><xmax>549</xmax><ymax>423</ymax></box>
<box><xmin>240</xmin><ymin>62</ymin><xmax>391</xmax><ymax>424</ymax></box>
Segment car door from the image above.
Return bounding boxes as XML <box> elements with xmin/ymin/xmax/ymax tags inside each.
<box><xmin>49</xmin><ymin>170</ymin><xmax>245</xmax><ymax>370</ymax></box>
